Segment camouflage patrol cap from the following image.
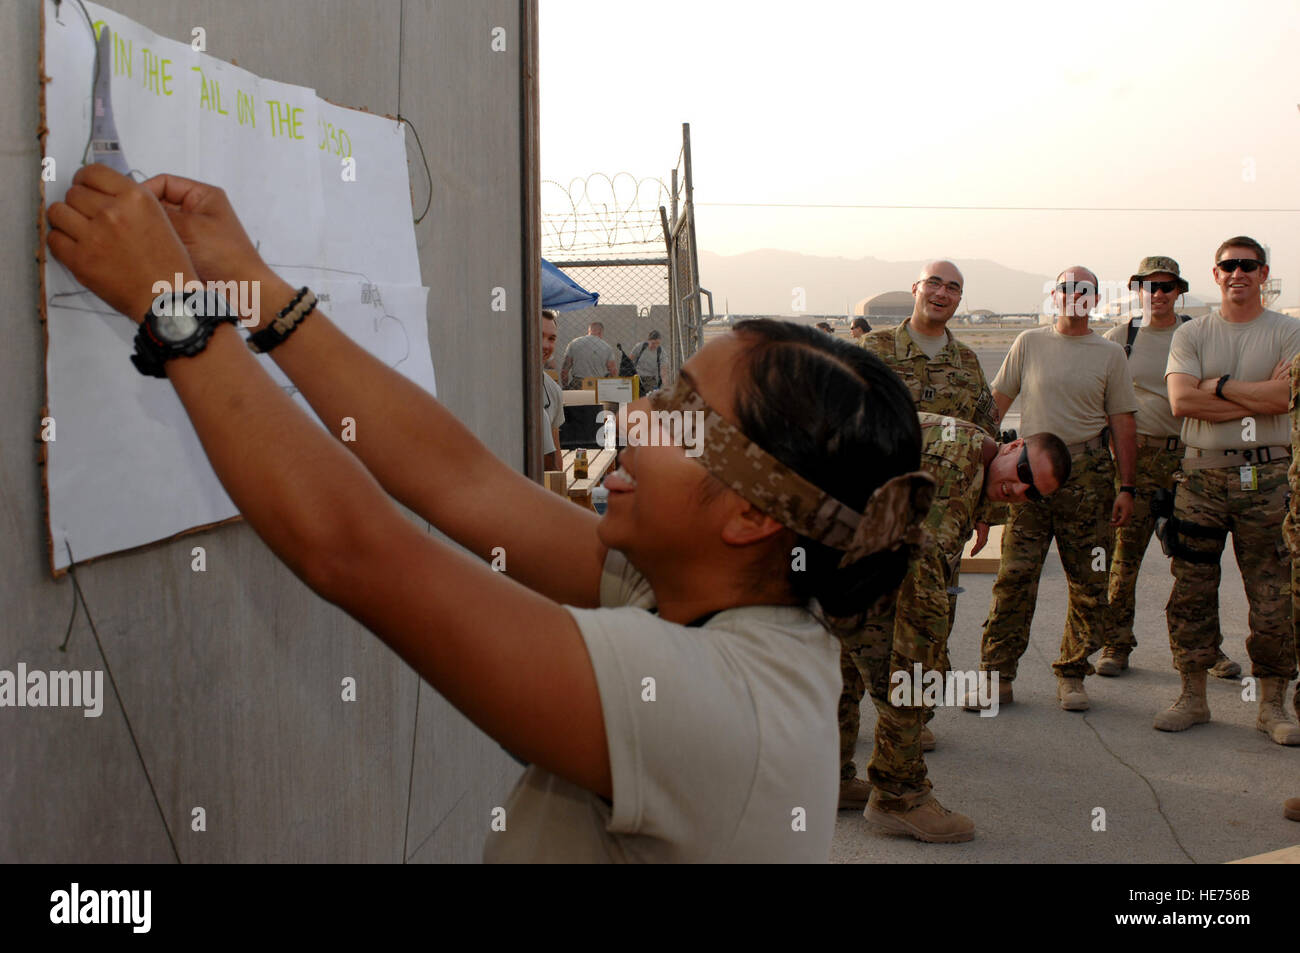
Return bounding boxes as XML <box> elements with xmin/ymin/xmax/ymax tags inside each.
<box><xmin>649</xmin><ymin>378</ymin><xmax>935</xmax><ymax>567</ymax></box>
<box><xmin>1129</xmin><ymin>256</ymin><xmax>1189</xmax><ymax>293</ymax></box>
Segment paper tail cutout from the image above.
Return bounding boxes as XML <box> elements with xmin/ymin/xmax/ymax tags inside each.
<box><xmin>89</xmin><ymin>28</ymin><xmax>129</xmax><ymax>174</ymax></box>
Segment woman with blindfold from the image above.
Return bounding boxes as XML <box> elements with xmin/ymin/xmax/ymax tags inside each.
<box><xmin>47</xmin><ymin>165</ymin><xmax>930</xmax><ymax>862</ymax></box>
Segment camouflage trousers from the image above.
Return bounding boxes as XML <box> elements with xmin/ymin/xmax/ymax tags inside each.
<box><xmin>1166</xmin><ymin>461</ymin><xmax>1296</xmax><ymax>678</ymax></box>
<box><xmin>979</xmin><ymin>447</ymin><xmax>1115</xmax><ymax>680</ymax></box>
<box><xmin>1105</xmin><ymin>442</ymin><xmax>1182</xmax><ymax>652</ymax></box>
<box><xmin>1291</xmin><ymin>561</ymin><xmax>1300</xmax><ymax>719</ymax></box>
<box><xmin>839</xmin><ymin>542</ymin><xmax>959</xmax><ymax>806</ymax></box>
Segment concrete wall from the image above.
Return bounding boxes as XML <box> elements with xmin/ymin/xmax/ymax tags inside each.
<box><xmin>1</xmin><ymin>0</ymin><xmax>530</xmax><ymax>862</ymax></box>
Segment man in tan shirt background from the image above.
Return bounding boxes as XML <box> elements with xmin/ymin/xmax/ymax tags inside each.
<box><xmin>1158</xmin><ymin>236</ymin><xmax>1300</xmax><ymax>744</ymax></box>
<box><xmin>970</xmin><ymin>266</ymin><xmax>1137</xmax><ymax>713</ymax></box>
<box><xmin>1099</xmin><ymin>257</ymin><xmax>1241</xmax><ymax>679</ymax></box>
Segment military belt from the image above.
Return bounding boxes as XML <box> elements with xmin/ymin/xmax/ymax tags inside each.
<box><xmin>1181</xmin><ymin>445</ymin><xmax>1291</xmax><ymax>470</ymax></box>
<box><xmin>1065</xmin><ymin>432</ymin><xmax>1108</xmax><ymax>456</ymax></box>
<box><xmin>1135</xmin><ymin>433</ymin><xmax>1182</xmax><ymax>452</ymax></box>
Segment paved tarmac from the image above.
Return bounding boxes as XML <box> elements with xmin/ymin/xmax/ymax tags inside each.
<box><xmin>833</xmin><ymin>495</ymin><xmax>1300</xmax><ymax>865</ymax></box>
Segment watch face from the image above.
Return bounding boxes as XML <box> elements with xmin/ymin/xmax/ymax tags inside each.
<box><xmin>152</xmin><ymin>297</ymin><xmax>200</xmax><ymax>342</ymax></box>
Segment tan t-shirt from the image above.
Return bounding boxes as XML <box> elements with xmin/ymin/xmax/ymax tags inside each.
<box><xmin>991</xmin><ymin>325</ymin><xmax>1137</xmax><ymax>446</ymax></box>
<box><xmin>1165</xmin><ymin>309</ymin><xmax>1300</xmax><ymax>451</ymax></box>
<box><xmin>1103</xmin><ymin>320</ymin><xmax>1182</xmax><ymax>437</ymax></box>
<box><xmin>910</xmin><ymin>327</ymin><xmax>947</xmax><ymax>359</ymax></box>
<box><xmin>482</xmin><ymin>548</ymin><xmax>841</xmax><ymax>863</ymax></box>
<box><xmin>563</xmin><ymin>334</ymin><xmax>615</xmax><ymax>383</ymax></box>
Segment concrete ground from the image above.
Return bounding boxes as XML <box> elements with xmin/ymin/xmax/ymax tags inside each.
<box><xmin>832</xmin><ymin>533</ymin><xmax>1300</xmax><ymax>864</ymax></box>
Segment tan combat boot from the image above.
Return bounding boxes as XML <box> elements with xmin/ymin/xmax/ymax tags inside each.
<box><xmin>1096</xmin><ymin>647</ymin><xmax>1130</xmax><ymax>677</ymax></box>
<box><xmin>1207</xmin><ymin>650</ymin><xmax>1242</xmax><ymax>680</ymax></box>
<box><xmin>865</xmin><ymin>790</ymin><xmax>974</xmax><ymax>843</ymax></box>
<box><xmin>962</xmin><ymin>676</ymin><xmax>1012</xmax><ymax>711</ymax></box>
<box><xmin>1285</xmin><ymin>798</ymin><xmax>1300</xmax><ymax>822</ymax></box>
<box><xmin>1256</xmin><ymin>676</ymin><xmax>1300</xmax><ymax>746</ymax></box>
<box><xmin>1153</xmin><ymin>670</ymin><xmax>1210</xmax><ymax>731</ymax></box>
<box><xmin>921</xmin><ymin>726</ymin><xmax>936</xmax><ymax>751</ymax></box>
<box><xmin>838</xmin><ymin>777</ymin><xmax>873</xmax><ymax>811</ymax></box>
<box><xmin>1057</xmin><ymin>676</ymin><xmax>1089</xmax><ymax>711</ymax></box>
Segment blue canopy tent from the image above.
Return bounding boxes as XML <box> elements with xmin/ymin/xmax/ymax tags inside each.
<box><xmin>541</xmin><ymin>258</ymin><xmax>598</xmax><ymax>312</ymax></box>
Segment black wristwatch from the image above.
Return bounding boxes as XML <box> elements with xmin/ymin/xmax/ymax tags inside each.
<box><xmin>131</xmin><ymin>290</ymin><xmax>235</xmax><ymax>378</ymax></box>
<box><xmin>1119</xmin><ymin>485</ymin><xmax>1137</xmax><ymax>497</ymax></box>
<box><xmin>1215</xmin><ymin>374</ymin><xmax>1230</xmax><ymax>399</ymax></box>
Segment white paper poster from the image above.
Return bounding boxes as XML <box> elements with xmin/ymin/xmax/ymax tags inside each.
<box><xmin>41</xmin><ymin>1</ymin><xmax>433</xmax><ymax>572</ymax></box>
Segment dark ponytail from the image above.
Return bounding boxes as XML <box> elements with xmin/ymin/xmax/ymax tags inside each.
<box><xmin>729</xmin><ymin>319</ymin><xmax>922</xmax><ymax>634</ymax></box>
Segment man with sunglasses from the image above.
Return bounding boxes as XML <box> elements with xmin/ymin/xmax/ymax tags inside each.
<box><xmin>972</xmin><ymin>266</ymin><xmax>1138</xmax><ymax>713</ymax></box>
<box><xmin>1160</xmin><ymin>237</ymin><xmax>1300</xmax><ymax>744</ymax></box>
<box><xmin>1099</xmin><ymin>257</ymin><xmax>1242</xmax><ymax>679</ymax></box>
<box><xmin>840</xmin><ymin>413</ymin><xmax>1070</xmax><ymax>841</ymax></box>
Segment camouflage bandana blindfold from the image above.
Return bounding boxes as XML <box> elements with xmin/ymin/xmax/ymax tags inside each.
<box><xmin>649</xmin><ymin>379</ymin><xmax>935</xmax><ymax>568</ymax></box>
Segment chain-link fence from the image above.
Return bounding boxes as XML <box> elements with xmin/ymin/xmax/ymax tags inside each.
<box><xmin>545</xmin><ymin>259</ymin><xmax>676</xmax><ymax>397</ymax></box>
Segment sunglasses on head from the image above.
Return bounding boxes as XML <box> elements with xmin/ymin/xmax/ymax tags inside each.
<box><xmin>1056</xmin><ymin>281</ymin><xmax>1096</xmax><ymax>297</ymax></box>
<box><xmin>1143</xmin><ymin>280</ymin><xmax>1180</xmax><ymax>294</ymax></box>
<box><xmin>1217</xmin><ymin>258</ymin><xmax>1263</xmax><ymax>274</ymax></box>
<box><xmin>1017</xmin><ymin>445</ymin><xmax>1043</xmax><ymax>502</ymax></box>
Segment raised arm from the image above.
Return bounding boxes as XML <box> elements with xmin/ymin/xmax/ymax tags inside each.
<box><xmin>145</xmin><ymin>173</ymin><xmax>607</xmax><ymax>608</ymax></box>
<box><xmin>47</xmin><ymin>164</ymin><xmax>612</xmax><ymax>796</ymax></box>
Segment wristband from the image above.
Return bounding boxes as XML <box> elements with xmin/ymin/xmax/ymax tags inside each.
<box><xmin>1215</xmin><ymin>374</ymin><xmax>1230</xmax><ymax>399</ymax></box>
<box><xmin>246</xmin><ymin>286</ymin><xmax>316</xmax><ymax>354</ymax></box>
<box><xmin>1119</xmin><ymin>485</ymin><xmax>1136</xmax><ymax>496</ymax></box>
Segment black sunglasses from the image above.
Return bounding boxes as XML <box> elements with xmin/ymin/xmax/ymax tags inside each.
<box><xmin>1056</xmin><ymin>281</ymin><xmax>1097</xmax><ymax>297</ymax></box>
<box><xmin>1217</xmin><ymin>258</ymin><xmax>1264</xmax><ymax>274</ymax></box>
<box><xmin>1143</xmin><ymin>280</ymin><xmax>1180</xmax><ymax>294</ymax></box>
<box><xmin>1017</xmin><ymin>445</ymin><xmax>1043</xmax><ymax>502</ymax></box>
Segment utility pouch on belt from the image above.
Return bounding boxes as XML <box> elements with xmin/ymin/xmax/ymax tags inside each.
<box><xmin>1154</xmin><ymin>488</ymin><xmax>1227</xmax><ymax>564</ymax></box>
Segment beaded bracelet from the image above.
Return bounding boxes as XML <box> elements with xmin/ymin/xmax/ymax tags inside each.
<box><xmin>246</xmin><ymin>287</ymin><xmax>317</xmax><ymax>354</ymax></box>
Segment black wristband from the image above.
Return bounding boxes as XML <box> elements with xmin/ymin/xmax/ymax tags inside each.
<box><xmin>1119</xmin><ymin>485</ymin><xmax>1137</xmax><ymax>496</ymax></box>
<box><xmin>1215</xmin><ymin>374</ymin><xmax>1230</xmax><ymax>399</ymax></box>
<box><xmin>247</xmin><ymin>287</ymin><xmax>316</xmax><ymax>354</ymax></box>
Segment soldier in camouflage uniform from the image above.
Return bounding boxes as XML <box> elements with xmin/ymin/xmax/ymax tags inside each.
<box><xmin>1286</xmin><ymin>352</ymin><xmax>1300</xmax><ymax>721</ymax></box>
<box><xmin>1099</xmin><ymin>256</ymin><xmax>1241</xmax><ymax>679</ymax></box>
<box><xmin>840</xmin><ymin>414</ymin><xmax>1070</xmax><ymax>842</ymax></box>
<box><xmin>1158</xmin><ymin>237</ymin><xmax>1300</xmax><ymax>744</ymax></box>
<box><xmin>841</xmin><ymin>262</ymin><xmax>999</xmax><ymax>799</ymax></box>
<box><xmin>972</xmin><ymin>267</ymin><xmax>1138</xmax><ymax>713</ymax></box>
<box><xmin>858</xmin><ymin>261</ymin><xmax>1002</xmax><ymax>653</ymax></box>
<box><xmin>859</xmin><ymin>261</ymin><xmax>1000</xmax><ymax>440</ymax></box>
<box><xmin>1286</xmin><ymin>352</ymin><xmax>1300</xmax><ymax>818</ymax></box>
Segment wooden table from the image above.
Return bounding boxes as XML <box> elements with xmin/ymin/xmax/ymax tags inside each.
<box><xmin>560</xmin><ymin>448</ymin><xmax>617</xmax><ymax>509</ymax></box>
<box><xmin>960</xmin><ymin>523</ymin><xmax>1003</xmax><ymax>573</ymax></box>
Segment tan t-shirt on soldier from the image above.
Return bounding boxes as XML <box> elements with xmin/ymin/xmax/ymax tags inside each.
<box><xmin>1103</xmin><ymin>321</ymin><xmax>1182</xmax><ymax>438</ymax></box>
<box><xmin>992</xmin><ymin>325</ymin><xmax>1137</xmax><ymax>447</ymax></box>
<box><xmin>1165</xmin><ymin>308</ymin><xmax>1300</xmax><ymax>451</ymax></box>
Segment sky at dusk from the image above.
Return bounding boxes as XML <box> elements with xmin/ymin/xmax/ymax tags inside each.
<box><xmin>540</xmin><ymin>0</ymin><xmax>1300</xmax><ymax>305</ymax></box>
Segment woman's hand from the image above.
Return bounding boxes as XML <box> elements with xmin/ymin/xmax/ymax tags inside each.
<box><xmin>46</xmin><ymin>164</ymin><xmax>196</xmax><ymax>322</ymax></box>
<box><xmin>144</xmin><ymin>173</ymin><xmax>270</xmax><ymax>288</ymax></box>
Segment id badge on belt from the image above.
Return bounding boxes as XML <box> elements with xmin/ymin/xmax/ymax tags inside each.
<box><xmin>1240</xmin><ymin>465</ymin><xmax>1257</xmax><ymax>491</ymax></box>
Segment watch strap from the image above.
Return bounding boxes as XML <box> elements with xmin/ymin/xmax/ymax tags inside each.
<box><xmin>1215</xmin><ymin>374</ymin><xmax>1230</xmax><ymax>399</ymax></box>
<box><xmin>1119</xmin><ymin>485</ymin><xmax>1137</xmax><ymax>496</ymax></box>
<box><xmin>132</xmin><ymin>290</ymin><xmax>237</xmax><ymax>378</ymax></box>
